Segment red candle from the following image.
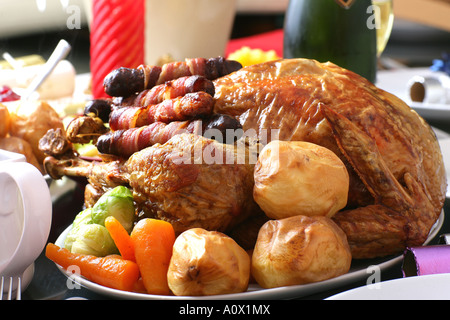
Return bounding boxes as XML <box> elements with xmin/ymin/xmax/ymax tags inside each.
<box><xmin>90</xmin><ymin>0</ymin><xmax>145</xmax><ymax>99</ymax></box>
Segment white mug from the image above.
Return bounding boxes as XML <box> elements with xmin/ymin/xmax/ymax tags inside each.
<box><xmin>0</xmin><ymin>149</ymin><xmax>52</xmax><ymax>278</ymax></box>
<box><xmin>144</xmin><ymin>0</ymin><xmax>237</xmax><ymax>65</ymax></box>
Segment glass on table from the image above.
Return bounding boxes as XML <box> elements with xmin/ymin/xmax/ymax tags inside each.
<box><xmin>372</xmin><ymin>0</ymin><xmax>394</xmax><ymax>57</ymax></box>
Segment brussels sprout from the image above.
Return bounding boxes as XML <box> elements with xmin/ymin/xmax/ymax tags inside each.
<box><xmin>64</xmin><ymin>208</ymin><xmax>93</xmax><ymax>251</ymax></box>
<box><xmin>91</xmin><ymin>186</ymin><xmax>135</xmax><ymax>233</ymax></box>
<box><xmin>70</xmin><ymin>224</ymin><xmax>118</xmax><ymax>256</ymax></box>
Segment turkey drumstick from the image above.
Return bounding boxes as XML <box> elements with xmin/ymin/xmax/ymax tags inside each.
<box><xmin>44</xmin><ymin>133</ymin><xmax>261</xmax><ymax>234</ymax></box>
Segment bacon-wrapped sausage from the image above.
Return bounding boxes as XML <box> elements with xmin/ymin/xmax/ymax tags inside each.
<box><xmin>86</xmin><ymin>75</ymin><xmax>215</xmax><ymax>123</ymax></box>
<box><xmin>121</xmin><ymin>75</ymin><xmax>215</xmax><ymax>108</ymax></box>
<box><xmin>109</xmin><ymin>91</ymin><xmax>214</xmax><ymax>131</ymax></box>
<box><xmin>97</xmin><ymin>114</ymin><xmax>242</xmax><ymax>158</ymax></box>
<box><xmin>103</xmin><ymin>65</ymin><xmax>160</xmax><ymax>98</ymax></box>
<box><xmin>103</xmin><ymin>57</ymin><xmax>242</xmax><ymax>97</ymax></box>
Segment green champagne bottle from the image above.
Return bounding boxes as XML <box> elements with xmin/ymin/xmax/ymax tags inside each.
<box><xmin>283</xmin><ymin>0</ymin><xmax>377</xmax><ymax>83</ymax></box>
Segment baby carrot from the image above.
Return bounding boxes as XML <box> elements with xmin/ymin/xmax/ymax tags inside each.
<box><xmin>130</xmin><ymin>218</ymin><xmax>175</xmax><ymax>295</ymax></box>
<box><xmin>45</xmin><ymin>243</ymin><xmax>140</xmax><ymax>292</ymax></box>
<box><xmin>105</xmin><ymin>216</ymin><xmax>135</xmax><ymax>262</ymax></box>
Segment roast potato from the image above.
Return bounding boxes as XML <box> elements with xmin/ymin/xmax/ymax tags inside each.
<box><xmin>253</xmin><ymin>140</ymin><xmax>349</xmax><ymax>219</ymax></box>
<box><xmin>0</xmin><ymin>104</ymin><xmax>10</xmax><ymax>138</ymax></box>
<box><xmin>251</xmin><ymin>215</ymin><xmax>352</xmax><ymax>288</ymax></box>
<box><xmin>167</xmin><ymin>228</ymin><xmax>250</xmax><ymax>296</ymax></box>
<box><xmin>0</xmin><ymin>136</ymin><xmax>43</xmax><ymax>173</ymax></box>
<box><xmin>9</xmin><ymin>100</ymin><xmax>65</xmax><ymax>163</ymax></box>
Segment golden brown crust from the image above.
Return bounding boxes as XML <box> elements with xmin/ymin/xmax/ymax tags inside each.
<box><xmin>9</xmin><ymin>100</ymin><xmax>65</xmax><ymax>163</ymax></box>
<box><xmin>0</xmin><ymin>135</ymin><xmax>43</xmax><ymax>173</ymax></box>
<box><xmin>126</xmin><ymin>133</ymin><xmax>261</xmax><ymax>233</ymax></box>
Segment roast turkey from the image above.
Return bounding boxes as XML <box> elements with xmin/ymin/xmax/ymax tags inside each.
<box><xmin>213</xmin><ymin>58</ymin><xmax>447</xmax><ymax>258</ymax></box>
<box><xmin>43</xmin><ymin>58</ymin><xmax>447</xmax><ymax>259</ymax></box>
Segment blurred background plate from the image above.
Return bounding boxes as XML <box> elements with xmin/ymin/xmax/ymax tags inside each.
<box><xmin>376</xmin><ymin>68</ymin><xmax>450</xmax><ymax>121</ymax></box>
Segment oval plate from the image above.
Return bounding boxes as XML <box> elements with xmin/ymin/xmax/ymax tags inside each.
<box><xmin>53</xmin><ymin>210</ymin><xmax>444</xmax><ymax>300</ymax></box>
